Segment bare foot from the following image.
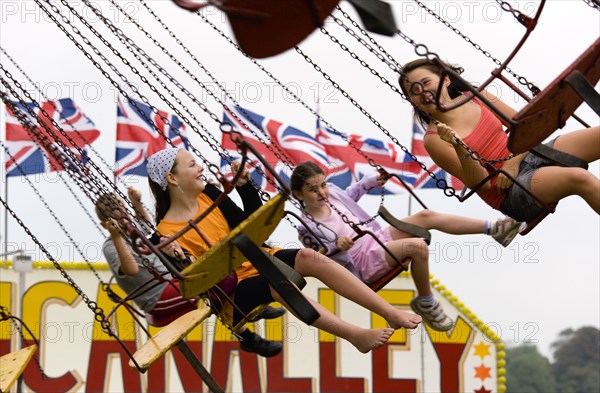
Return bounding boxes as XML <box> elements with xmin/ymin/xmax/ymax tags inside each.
<box><xmin>351</xmin><ymin>328</ymin><xmax>394</xmax><ymax>353</ymax></box>
<box><xmin>387</xmin><ymin>310</ymin><xmax>422</xmax><ymax>330</ymax></box>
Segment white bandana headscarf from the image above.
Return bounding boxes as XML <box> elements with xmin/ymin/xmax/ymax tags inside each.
<box><xmin>147</xmin><ymin>148</ymin><xmax>180</xmax><ymax>191</ymax></box>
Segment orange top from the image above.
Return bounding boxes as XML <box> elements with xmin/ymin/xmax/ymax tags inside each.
<box><xmin>157</xmin><ymin>193</ymin><xmax>260</xmax><ymax>281</ymax></box>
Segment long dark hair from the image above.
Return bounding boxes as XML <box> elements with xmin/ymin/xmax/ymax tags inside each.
<box><xmin>149</xmin><ymin>158</ymin><xmax>180</xmax><ymax>223</ymax></box>
<box><xmin>398</xmin><ymin>58</ymin><xmax>467</xmax><ymax>128</ymax></box>
<box><xmin>290</xmin><ymin>161</ymin><xmax>325</xmax><ymax>207</ymax></box>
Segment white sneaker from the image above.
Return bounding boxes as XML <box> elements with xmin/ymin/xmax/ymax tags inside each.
<box><xmin>490</xmin><ymin>217</ymin><xmax>522</xmax><ymax>247</ymax></box>
<box><xmin>410</xmin><ymin>297</ymin><xmax>453</xmax><ymax>332</ymax></box>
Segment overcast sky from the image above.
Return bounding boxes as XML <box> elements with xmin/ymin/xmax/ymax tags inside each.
<box><xmin>1</xmin><ymin>0</ymin><xmax>599</xmax><ymax>358</ymax></box>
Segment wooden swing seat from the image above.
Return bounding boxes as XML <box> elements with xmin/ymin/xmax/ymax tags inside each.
<box><xmin>0</xmin><ymin>344</ymin><xmax>37</xmax><ymax>393</ymax></box>
<box><xmin>180</xmin><ymin>193</ymin><xmax>287</xmax><ymax>298</ymax></box>
<box><xmin>129</xmin><ymin>308</ymin><xmax>211</xmax><ymax>372</ymax></box>
<box><xmin>508</xmin><ymin>37</ymin><xmax>600</xmax><ymax>153</ymax></box>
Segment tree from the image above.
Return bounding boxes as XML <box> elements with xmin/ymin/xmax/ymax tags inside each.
<box><xmin>506</xmin><ymin>345</ymin><xmax>557</xmax><ymax>393</ymax></box>
<box><xmin>551</xmin><ymin>326</ymin><xmax>600</xmax><ymax>393</ymax></box>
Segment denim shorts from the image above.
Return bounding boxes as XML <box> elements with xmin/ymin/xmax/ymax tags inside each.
<box><xmin>499</xmin><ymin>139</ymin><xmax>587</xmax><ymax>222</ymax></box>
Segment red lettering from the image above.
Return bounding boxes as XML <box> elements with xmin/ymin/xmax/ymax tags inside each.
<box><xmin>432</xmin><ymin>342</ymin><xmax>469</xmax><ymax>393</ymax></box>
<box><xmin>372</xmin><ymin>344</ymin><xmax>417</xmax><ymax>392</ymax></box>
<box><xmin>211</xmin><ymin>341</ymin><xmax>261</xmax><ymax>392</ymax></box>
<box><xmin>86</xmin><ymin>340</ymin><xmax>142</xmax><ymax>393</ymax></box>
<box><xmin>265</xmin><ymin>349</ymin><xmax>313</xmax><ymax>392</ymax></box>
<box><xmin>319</xmin><ymin>342</ymin><xmax>365</xmax><ymax>393</ymax></box>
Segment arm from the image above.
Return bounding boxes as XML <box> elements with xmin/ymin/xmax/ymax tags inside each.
<box><xmin>345</xmin><ymin>175</ymin><xmax>381</xmax><ymax>201</ymax></box>
<box><xmin>230</xmin><ymin>160</ymin><xmax>262</xmax><ymax>216</ymax></box>
<box><xmin>424</xmin><ymin>126</ymin><xmax>493</xmax><ymax>192</ymax></box>
<box><xmin>203</xmin><ymin>183</ymin><xmax>253</xmax><ymax>229</ymax></box>
<box><xmin>298</xmin><ymin>224</ymin><xmax>337</xmax><ymax>254</ymax></box>
<box><xmin>127</xmin><ymin>187</ymin><xmax>153</xmax><ymax>224</ymax></box>
<box><xmin>496</xmin><ymin>153</ymin><xmax>528</xmax><ymax>189</ymax></box>
<box><xmin>235</xmin><ymin>183</ymin><xmax>262</xmax><ymax>217</ymax></box>
<box><xmin>105</xmin><ymin>219</ymin><xmax>140</xmax><ymax>275</ymax></box>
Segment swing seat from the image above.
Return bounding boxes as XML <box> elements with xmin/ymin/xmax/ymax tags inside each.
<box><xmin>180</xmin><ymin>193</ymin><xmax>287</xmax><ymax>298</ymax></box>
<box><xmin>0</xmin><ymin>345</ymin><xmax>37</xmax><ymax>392</ymax></box>
<box><xmin>129</xmin><ymin>308</ymin><xmax>211</xmax><ymax>371</ymax></box>
<box><xmin>221</xmin><ymin>0</ymin><xmax>339</xmax><ymax>58</ymax></box>
<box><xmin>366</xmin><ymin>258</ymin><xmax>411</xmax><ymax>292</ymax></box>
<box><xmin>508</xmin><ymin>37</ymin><xmax>600</xmax><ymax>153</ymax></box>
<box><xmin>144</xmin><ymin>298</ymin><xmax>200</xmax><ymax>327</ymax></box>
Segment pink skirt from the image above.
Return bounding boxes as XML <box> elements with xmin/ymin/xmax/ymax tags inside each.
<box><xmin>349</xmin><ymin>227</ymin><xmax>394</xmax><ymax>282</ymax></box>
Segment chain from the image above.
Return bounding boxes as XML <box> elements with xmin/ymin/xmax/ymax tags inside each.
<box><xmin>319</xmin><ymin>27</ymin><xmax>403</xmax><ymax>97</ymax></box>
<box><xmin>65</xmin><ymin>0</ymin><xmax>291</xmax><ymax>190</ymax></box>
<box><xmin>294</xmin><ymin>46</ymin><xmax>460</xmax><ymax>197</ymax></box>
<box><xmin>0</xmin><ymin>185</ymin><xmax>113</xmax><ymax>332</ymax></box>
<box><xmin>76</xmin><ymin>0</ymin><xmax>226</xmax><ymax>163</ymax></box>
<box><xmin>1</xmin><ymin>68</ymin><xmax>160</xmax><ymax>259</ymax></box>
<box><xmin>582</xmin><ymin>0</ymin><xmax>600</xmax><ymax>10</ymax></box>
<box><xmin>0</xmin><ymin>45</ymin><xmax>154</xmax><ymax>208</ymax></box>
<box><xmin>0</xmin><ymin>61</ymin><xmax>137</xmax><ymax>211</ymax></box>
<box><xmin>36</xmin><ymin>0</ymin><xmax>224</xmax><ymax>189</ymax></box>
<box><xmin>1</xmin><ymin>141</ymin><xmax>107</xmax><ymax>284</ymax></box>
<box><xmin>409</xmin><ymin>0</ymin><xmax>540</xmax><ymax>96</ymax></box>
<box><xmin>0</xmin><ymin>306</ymin><xmax>47</xmax><ymax>379</ymax></box>
<box><xmin>0</xmin><ymin>74</ymin><xmax>103</xmax><ymax>201</ymax></box>
<box><xmin>108</xmin><ymin>0</ymin><xmax>285</xmax><ymax>202</ymax></box>
<box><xmin>1</xmin><ymin>90</ymin><xmax>165</xmax><ymax>344</ymax></box>
<box><xmin>495</xmin><ymin>0</ymin><xmax>530</xmax><ymax>24</ymax></box>
<box><xmin>133</xmin><ymin>0</ymin><xmax>296</xmax><ymax>170</ymax></box>
<box><xmin>101</xmin><ymin>0</ymin><xmax>295</xmax><ymax>207</ymax></box>
<box><xmin>195</xmin><ymin>11</ymin><xmax>416</xmax><ymax>226</ymax></box>
<box><xmin>2</xmin><ymin>57</ymin><xmax>162</xmax><ymax>286</ymax></box>
<box><xmin>331</xmin><ymin>9</ymin><xmax>400</xmax><ymax>71</ymax></box>
<box><xmin>0</xmin><ymin>47</ymin><xmax>105</xmax><ymax>235</ymax></box>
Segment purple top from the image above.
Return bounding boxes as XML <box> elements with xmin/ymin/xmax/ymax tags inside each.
<box><xmin>297</xmin><ymin>175</ymin><xmax>382</xmax><ymax>274</ymax></box>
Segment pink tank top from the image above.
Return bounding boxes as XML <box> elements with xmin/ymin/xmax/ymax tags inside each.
<box><xmin>427</xmin><ymin>98</ymin><xmax>511</xmax><ymax>209</ymax></box>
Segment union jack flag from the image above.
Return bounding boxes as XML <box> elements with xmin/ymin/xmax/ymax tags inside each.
<box><xmin>115</xmin><ymin>97</ymin><xmax>190</xmax><ymax>177</ymax></box>
<box><xmin>316</xmin><ymin>124</ymin><xmax>422</xmax><ymax>195</ymax></box>
<box><xmin>411</xmin><ymin>121</ymin><xmax>464</xmax><ymax>190</ymax></box>
<box><xmin>220</xmin><ymin>105</ymin><xmax>349</xmax><ymax>192</ymax></box>
<box><xmin>4</xmin><ymin>98</ymin><xmax>100</xmax><ymax>177</ymax></box>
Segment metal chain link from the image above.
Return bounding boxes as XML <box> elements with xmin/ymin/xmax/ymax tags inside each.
<box><xmin>2</xmin><ymin>67</ymin><xmax>163</xmax><ymax>289</ymax></box>
<box><xmin>319</xmin><ymin>27</ymin><xmax>403</xmax><ymax>97</ymax></box>
<box><xmin>1</xmin><ymin>70</ymin><xmax>162</xmax><ymax>274</ymax></box>
<box><xmin>1</xmin><ymin>90</ymin><xmax>166</xmax><ymax>341</ymax></box>
<box><xmin>37</xmin><ymin>0</ymin><xmax>236</xmax><ymax>205</ymax></box>
<box><xmin>0</xmin><ymin>45</ymin><xmax>153</xmax><ymax>211</ymax></box>
<box><xmin>43</xmin><ymin>0</ymin><xmax>220</xmax><ymax>180</ymax></box>
<box><xmin>0</xmin><ymin>172</ymin><xmax>112</xmax><ymax>333</ymax></box>
<box><xmin>582</xmin><ymin>0</ymin><xmax>600</xmax><ymax>10</ymax></box>
<box><xmin>0</xmin><ymin>46</ymin><xmax>106</xmax><ymax>235</ymax></box>
<box><xmin>294</xmin><ymin>45</ymin><xmax>460</xmax><ymax>197</ymax></box>
<box><xmin>409</xmin><ymin>0</ymin><xmax>540</xmax><ymax>96</ymax></box>
<box><xmin>134</xmin><ymin>0</ymin><xmax>296</xmax><ymax>170</ymax></box>
<box><xmin>195</xmin><ymin>12</ymin><xmax>407</xmax><ymax>226</ymax></box>
<box><xmin>1</xmin><ymin>141</ymin><xmax>107</xmax><ymax>284</ymax></box>
<box><xmin>495</xmin><ymin>0</ymin><xmax>530</xmax><ymax>23</ymax></box>
<box><xmin>332</xmin><ymin>9</ymin><xmax>401</xmax><ymax>71</ymax></box>
<box><xmin>0</xmin><ymin>306</ymin><xmax>47</xmax><ymax>378</ymax></box>
<box><xmin>99</xmin><ymin>0</ymin><xmax>283</xmax><ymax>203</ymax></box>
<box><xmin>0</xmin><ymin>62</ymin><xmax>128</xmax><ymax>207</ymax></box>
